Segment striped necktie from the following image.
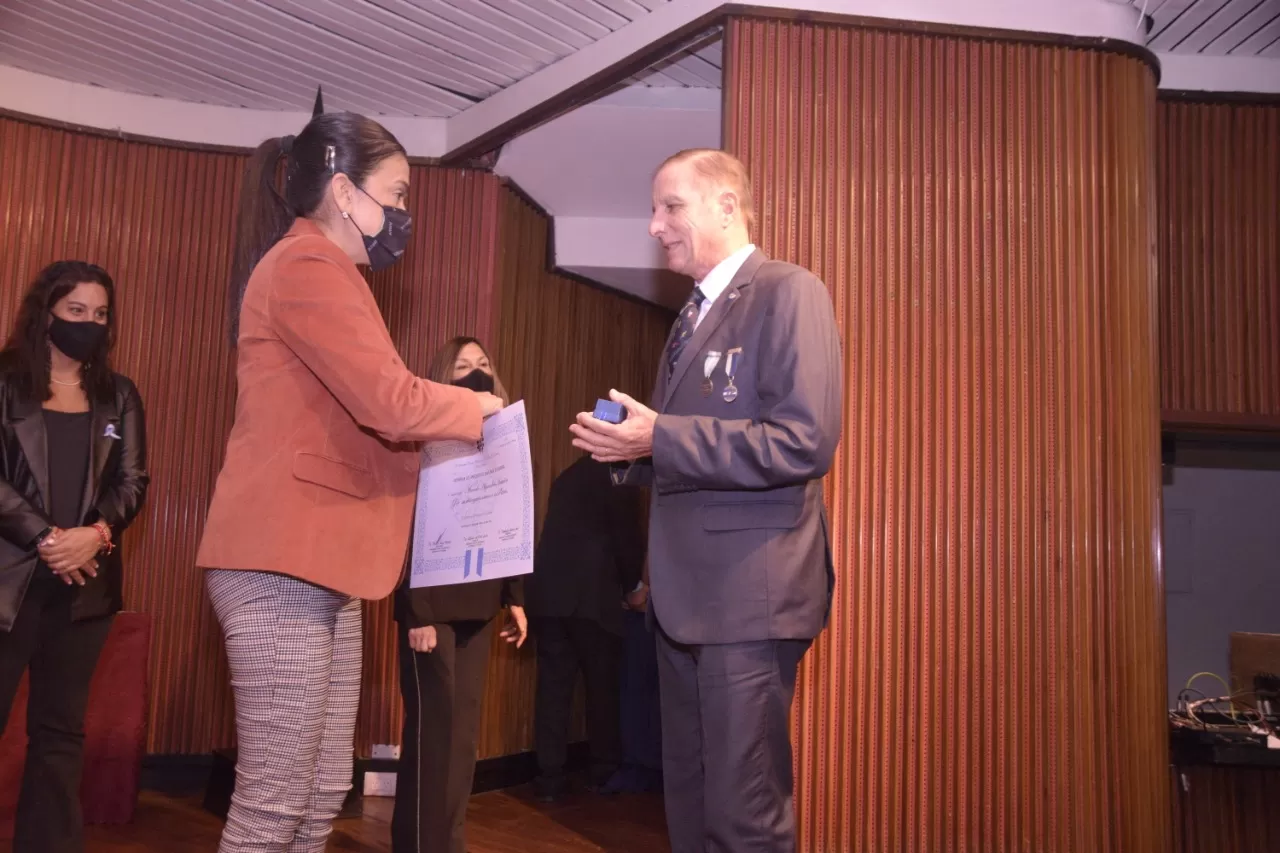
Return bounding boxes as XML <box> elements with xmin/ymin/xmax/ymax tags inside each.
<box><xmin>666</xmin><ymin>286</ymin><xmax>706</xmax><ymax>378</ymax></box>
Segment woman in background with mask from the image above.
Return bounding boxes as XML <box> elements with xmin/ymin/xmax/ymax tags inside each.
<box><xmin>392</xmin><ymin>336</ymin><xmax>527</xmax><ymax>853</ymax></box>
<box><xmin>198</xmin><ymin>114</ymin><xmax>503</xmax><ymax>853</ymax></box>
<box><xmin>0</xmin><ymin>260</ymin><xmax>149</xmax><ymax>853</ymax></box>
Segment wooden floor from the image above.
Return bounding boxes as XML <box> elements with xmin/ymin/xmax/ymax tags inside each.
<box><xmin>0</xmin><ymin>786</ymin><xmax>670</xmax><ymax>853</ymax></box>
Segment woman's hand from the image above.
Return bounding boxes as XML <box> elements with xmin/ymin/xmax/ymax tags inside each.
<box><xmin>624</xmin><ymin>583</ymin><xmax>648</xmax><ymax>612</ymax></box>
<box><xmin>500</xmin><ymin>605</ymin><xmax>528</xmax><ymax>648</ymax></box>
<box><xmin>474</xmin><ymin>391</ymin><xmax>503</xmax><ymax>418</ymax></box>
<box><xmin>57</xmin><ymin>560</ymin><xmax>97</xmax><ymax>587</ymax></box>
<box><xmin>408</xmin><ymin>625</ymin><xmax>438</xmax><ymax>653</ymax></box>
<box><xmin>38</xmin><ymin>527</ymin><xmax>101</xmax><ymax>579</ymax></box>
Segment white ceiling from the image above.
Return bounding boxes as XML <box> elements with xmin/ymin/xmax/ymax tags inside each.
<box><xmin>0</xmin><ymin>0</ymin><xmax>719</xmax><ymax>118</ymax></box>
<box><xmin>496</xmin><ymin>85</ymin><xmax>720</xmax><ymax>216</ymax></box>
<box><xmin>628</xmin><ymin>30</ymin><xmax>721</xmax><ymax>86</ymax></box>
<box><xmin>1</xmin><ymin>1</ymin><xmax>1271</xmax><ymax>126</ymax></box>
<box><xmin>1146</xmin><ymin>0</ymin><xmax>1280</xmax><ymax>56</ymax></box>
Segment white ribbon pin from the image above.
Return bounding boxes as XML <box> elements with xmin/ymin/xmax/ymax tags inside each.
<box><xmin>701</xmin><ymin>351</ymin><xmax>722</xmax><ymax>395</ymax></box>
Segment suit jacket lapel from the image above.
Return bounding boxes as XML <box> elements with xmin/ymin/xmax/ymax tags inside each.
<box><xmin>662</xmin><ymin>250</ymin><xmax>766</xmax><ymax>410</ymax></box>
<box><xmin>10</xmin><ymin>397</ymin><xmax>51</xmax><ymax>511</ymax></box>
<box><xmin>81</xmin><ymin>393</ymin><xmax>119</xmax><ymax>520</ymax></box>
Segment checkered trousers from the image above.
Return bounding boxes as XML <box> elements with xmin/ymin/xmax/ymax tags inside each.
<box><xmin>205</xmin><ymin>569</ymin><xmax>362</xmax><ymax>853</ymax></box>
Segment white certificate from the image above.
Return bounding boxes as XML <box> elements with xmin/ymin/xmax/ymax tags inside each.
<box><xmin>409</xmin><ymin>400</ymin><xmax>534</xmax><ymax>588</ymax></box>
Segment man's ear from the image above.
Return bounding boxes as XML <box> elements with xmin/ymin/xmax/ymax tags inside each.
<box><xmin>719</xmin><ymin>189</ymin><xmax>740</xmax><ymax>226</ymax></box>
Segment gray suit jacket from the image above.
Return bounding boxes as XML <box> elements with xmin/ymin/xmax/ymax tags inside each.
<box><xmin>615</xmin><ymin>250</ymin><xmax>843</xmax><ymax>645</ymax></box>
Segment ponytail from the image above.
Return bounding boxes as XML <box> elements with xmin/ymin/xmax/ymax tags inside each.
<box><xmin>227</xmin><ymin>113</ymin><xmax>406</xmax><ymax>345</ymax></box>
<box><xmin>228</xmin><ymin>137</ymin><xmax>294</xmax><ymax>344</ymax></box>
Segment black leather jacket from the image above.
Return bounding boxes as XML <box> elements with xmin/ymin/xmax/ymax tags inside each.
<box><xmin>0</xmin><ymin>372</ymin><xmax>148</xmax><ymax>630</ymax></box>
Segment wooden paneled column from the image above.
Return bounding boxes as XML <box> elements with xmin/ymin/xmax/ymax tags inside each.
<box><xmin>1157</xmin><ymin>98</ymin><xmax>1280</xmax><ymax>432</ymax></box>
<box><xmin>724</xmin><ymin>17</ymin><xmax>1169</xmax><ymax>853</ymax></box>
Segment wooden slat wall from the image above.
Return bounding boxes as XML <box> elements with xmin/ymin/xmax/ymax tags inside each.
<box><xmin>0</xmin><ymin>114</ymin><xmax>512</xmax><ymax>755</ymax></box>
<box><xmin>354</xmin><ymin>168</ymin><xmax>503</xmax><ymax>754</ymax></box>
<box><xmin>0</xmin><ymin>117</ymin><xmax>245</xmax><ymax>754</ymax></box>
<box><xmin>724</xmin><ymin>18</ymin><xmax>1169</xmax><ymax>853</ymax></box>
<box><xmin>483</xmin><ymin>186</ymin><xmax>671</xmax><ymax>758</ymax></box>
<box><xmin>1157</xmin><ymin>99</ymin><xmax>1280</xmax><ymax>430</ymax></box>
<box><xmin>1156</xmin><ymin>97</ymin><xmax>1280</xmax><ymax>851</ymax></box>
<box><xmin>1171</xmin><ymin>767</ymin><xmax>1280</xmax><ymax>853</ymax></box>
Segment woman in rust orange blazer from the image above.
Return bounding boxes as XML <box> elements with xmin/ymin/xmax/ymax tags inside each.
<box><xmin>196</xmin><ymin>112</ymin><xmax>502</xmax><ymax>853</ymax></box>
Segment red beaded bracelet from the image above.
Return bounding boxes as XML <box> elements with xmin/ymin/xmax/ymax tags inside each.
<box><xmin>92</xmin><ymin>521</ymin><xmax>114</xmax><ymax>555</ymax></box>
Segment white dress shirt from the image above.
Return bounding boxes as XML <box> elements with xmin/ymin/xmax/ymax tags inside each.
<box><xmin>694</xmin><ymin>243</ymin><xmax>756</xmax><ymax>329</ymax></box>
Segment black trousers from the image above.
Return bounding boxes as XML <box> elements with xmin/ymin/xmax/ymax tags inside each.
<box><xmin>619</xmin><ymin>610</ymin><xmax>661</xmax><ymax>772</ymax></box>
<box><xmin>533</xmin><ymin>616</ymin><xmax>622</xmax><ymax>783</ymax></box>
<box><xmin>0</xmin><ymin>574</ymin><xmax>113</xmax><ymax>853</ymax></box>
<box><xmin>392</xmin><ymin>619</ymin><xmax>493</xmax><ymax>853</ymax></box>
<box><xmin>655</xmin><ymin>622</ymin><xmax>810</xmax><ymax>853</ymax></box>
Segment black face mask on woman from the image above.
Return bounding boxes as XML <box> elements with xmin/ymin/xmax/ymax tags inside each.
<box><xmin>452</xmin><ymin>368</ymin><xmax>495</xmax><ymax>394</ymax></box>
<box><xmin>351</xmin><ymin>184</ymin><xmax>412</xmax><ymax>272</ymax></box>
<box><xmin>48</xmin><ymin>317</ymin><xmax>108</xmax><ymax>363</ymax></box>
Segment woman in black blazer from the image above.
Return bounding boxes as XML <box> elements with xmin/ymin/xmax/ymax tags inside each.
<box><xmin>392</xmin><ymin>336</ymin><xmax>527</xmax><ymax>853</ymax></box>
<box><xmin>0</xmin><ymin>261</ymin><xmax>148</xmax><ymax>853</ymax></box>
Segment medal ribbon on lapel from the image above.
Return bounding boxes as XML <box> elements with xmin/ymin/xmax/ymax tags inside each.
<box><xmin>702</xmin><ymin>350</ymin><xmax>722</xmax><ymax>396</ymax></box>
<box><xmin>723</xmin><ymin>347</ymin><xmax>742</xmax><ymax>403</ymax></box>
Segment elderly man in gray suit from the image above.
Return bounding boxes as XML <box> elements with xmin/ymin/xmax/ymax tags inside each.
<box><xmin>570</xmin><ymin>148</ymin><xmax>842</xmax><ymax>852</ymax></box>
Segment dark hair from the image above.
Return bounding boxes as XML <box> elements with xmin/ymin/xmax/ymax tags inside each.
<box><xmin>0</xmin><ymin>261</ymin><xmax>117</xmax><ymax>404</ymax></box>
<box><xmin>228</xmin><ymin>111</ymin><xmax>407</xmax><ymax>342</ymax></box>
<box><xmin>428</xmin><ymin>337</ymin><xmax>510</xmax><ymax>406</ymax></box>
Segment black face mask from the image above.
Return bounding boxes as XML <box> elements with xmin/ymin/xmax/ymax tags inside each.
<box><xmin>48</xmin><ymin>317</ymin><xmax>108</xmax><ymax>363</ymax></box>
<box><xmin>452</xmin><ymin>368</ymin><xmax>495</xmax><ymax>394</ymax></box>
<box><xmin>352</xmin><ymin>184</ymin><xmax>412</xmax><ymax>272</ymax></box>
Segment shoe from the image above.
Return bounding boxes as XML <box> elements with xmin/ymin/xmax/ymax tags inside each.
<box><xmin>595</xmin><ymin>765</ymin><xmax>657</xmax><ymax>794</ymax></box>
<box><xmin>533</xmin><ymin>773</ymin><xmax>567</xmax><ymax>803</ymax></box>
<box><xmin>591</xmin><ymin>768</ymin><xmax>621</xmax><ymax>794</ymax></box>
<box><xmin>585</xmin><ymin>762</ymin><xmax>620</xmax><ymax>794</ymax></box>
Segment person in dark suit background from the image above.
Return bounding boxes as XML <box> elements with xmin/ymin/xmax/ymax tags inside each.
<box><xmin>392</xmin><ymin>336</ymin><xmax>528</xmax><ymax>853</ymax></box>
<box><xmin>525</xmin><ymin>454</ymin><xmax>645</xmax><ymax>801</ymax></box>
<box><xmin>570</xmin><ymin>149</ymin><xmax>843</xmax><ymax>853</ymax></box>
<box><xmin>607</xmin><ymin>557</ymin><xmax>663</xmax><ymax>796</ymax></box>
<box><xmin>0</xmin><ymin>261</ymin><xmax>149</xmax><ymax>853</ymax></box>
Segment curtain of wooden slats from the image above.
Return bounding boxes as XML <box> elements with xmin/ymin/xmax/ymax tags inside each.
<box><xmin>1157</xmin><ymin>99</ymin><xmax>1280</xmax><ymax>432</ymax></box>
<box><xmin>724</xmin><ymin>17</ymin><xmax>1169</xmax><ymax>853</ymax></box>
<box><xmin>0</xmin><ymin>116</ymin><xmax>666</xmax><ymax>759</ymax></box>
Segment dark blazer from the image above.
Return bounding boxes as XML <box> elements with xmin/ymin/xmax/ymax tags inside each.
<box><xmin>0</xmin><ymin>372</ymin><xmax>149</xmax><ymax>631</ymax></box>
<box><xmin>614</xmin><ymin>250</ymin><xmax>843</xmax><ymax>645</ymax></box>
<box><xmin>525</xmin><ymin>456</ymin><xmax>645</xmax><ymax>634</ymax></box>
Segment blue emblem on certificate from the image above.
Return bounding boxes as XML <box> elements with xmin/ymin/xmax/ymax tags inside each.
<box><xmin>410</xmin><ymin>400</ymin><xmax>535</xmax><ymax>588</ymax></box>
